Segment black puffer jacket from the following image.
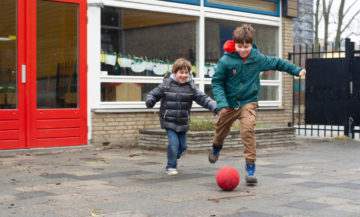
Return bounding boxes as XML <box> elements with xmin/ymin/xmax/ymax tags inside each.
<box><xmin>146</xmin><ymin>74</ymin><xmax>217</xmax><ymax>132</ymax></box>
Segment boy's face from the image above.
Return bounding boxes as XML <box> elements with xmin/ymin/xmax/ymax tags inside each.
<box><xmin>174</xmin><ymin>68</ymin><xmax>190</xmax><ymax>84</ymax></box>
<box><xmin>235</xmin><ymin>42</ymin><xmax>253</xmax><ymax>58</ymax></box>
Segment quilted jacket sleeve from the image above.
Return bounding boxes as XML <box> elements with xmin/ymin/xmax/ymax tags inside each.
<box><xmin>193</xmin><ymin>87</ymin><xmax>217</xmax><ymax>114</ymax></box>
<box><xmin>259</xmin><ymin>53</ymin><xmax>302</xmax><ymax>76</ymax></box>
<box><xmin>145</xmin><ymin>83</ymin><xmax>164</xmax><ymax>108</ymax></box>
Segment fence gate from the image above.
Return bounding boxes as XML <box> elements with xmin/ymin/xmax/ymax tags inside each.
<box><xmin>289</xmin><ymin>38</ymin><xmax>360</xmax><ymax>139</ymax></box>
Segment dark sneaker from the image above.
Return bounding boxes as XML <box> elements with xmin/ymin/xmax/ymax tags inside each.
<box><xmin>208</xmin><ymin>144</ymin><xmax>222</xmax><ymax>164</ymax></box>
<box><xmin>208</xmin><ymin>150</ymin><xmax>219</xmax><ymax>164</ymax></box>
<box><xmin>245</xmin><ymin>162</ymin><xmax>257</xmax><ymax>184</ymax></box>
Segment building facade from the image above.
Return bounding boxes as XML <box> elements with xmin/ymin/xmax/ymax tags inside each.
<box><xmin>88</xmin><ymin>0</ymin><xmax>300</xmax><ymax>147</ymax></box>
<box><xmin>293</xmin><ymin>0</ymin><xmax>314</xmax><ymax>46</ymax></box>
<box><xmin>0</xmin><ymin>0</ymin><xmax>300</xmax><ymax>149</ymax></box>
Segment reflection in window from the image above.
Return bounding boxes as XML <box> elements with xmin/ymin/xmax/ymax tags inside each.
<box><xmin>0</xmin><ymin>0</ymin><xmax>17</xmax><ymax>109</ymax></box>
<box><xmin>36</xmin><ymin>0</ymin><xmax>79</xmax><ymax>108</ymax></box>
<box><xmin>101</xmin><ymin>83</ymin><xmax>159</xmax><ymax>102</ymax></box>
<box><xmin>206</xmin><ymin>84</ymin><xmax>279</xmax><ymax>102</ymax></box>
<box><xmin>205</xmin><ymin>0</ymin><xmax>277</xmax><ymax>13</ymax></box>
<box><xmin>260</xmin><ymin>70</ymin><xmax>278</xmax><ymax>80</ymax></box>
<box><xmin>259</xmin><ymin>86</ymin><xmax>279</xmax><ymax>101</ymax></box>
<box><xmin>205</xmin><ymin>18</ymin><xmax>281</xmax><ymax>103</ymax></box>
<box><xmin>101</xmin><ymin>7</ymin><xmax>198</xmax><ymax>77</ymax></box>
<box><xmin>204</xmin><ymin>84</ymin><xmax>214</xmax><ymax>100</ymax></box>
<box><xmin>205</xmin><ymin>18</ymin><xmax>279</xmax><ymax>80</ymax></box>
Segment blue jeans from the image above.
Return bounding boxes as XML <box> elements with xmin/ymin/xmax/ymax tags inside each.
<box><xmin>166</xmin><ymin>129</ymin><xmax>187</xmax><ymax>170</ymax></box>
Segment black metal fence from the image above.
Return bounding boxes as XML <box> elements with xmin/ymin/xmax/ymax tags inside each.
<box><xmin>288</xmin><ymin>39</ymin><xmax>360</xmax><ymax>139</ymax></box>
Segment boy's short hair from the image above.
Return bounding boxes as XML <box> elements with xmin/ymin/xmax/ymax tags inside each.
<box><xmin>233</xmin><ymin>24</ymin><xmax>255</xmax><ymax>44</ymax></box>
<box><xmin>172</xmin><ymin>58</ymin><xmax>192</xmax><ymax>74</ymax></box>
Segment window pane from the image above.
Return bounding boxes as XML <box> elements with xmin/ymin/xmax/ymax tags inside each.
<box><xmin>0</xmin><ymin>0</ymin><xmax>17</xmax><ymax>109</ymax></box>
<box><xmin>37</xmin><ymin>0</ymin><xmax>79</xmax><ymax>108</ymax></box>
<box><xmin>259</xmin><ymin>86</ymin><xmax>279</xmax><ymax>101</ymax></box>
<box><xmin>205</xmin><ymin>18</ymin><xmax>279</xmax><ymax>80</ymax></box>
<box><xmin>160</xmin><ymin>0</ymin><xmax>200</xmax><ymax>5</ymax></box>
<box><xmin>101</xmin><ymin>83</ymin><xmax>159</xmax><ymax>102</ymax></box>
<box><xmin>206</xmin><ymin>0</ymin><xmax>277</xmax><ymax>13</ymax></box>
<box><xmin>204</xmin><ymin>84</ymin><xmax>214</xmax><ymax>100</ymax></box>
<box><xmin>101</xmin><ymin>82</ymin><xmax>202</xmax><ymax>102</ymax></box>
<box><xmin>260</xmin><ymin>70</ymin><xmax>278</xmax><ymax>80</ymax></box>
<box><xmin>101</xmin><ymin>7</ymin><xmax>198</xmax><ymax>77</ymax></box>
<box><xmin>207</xmin><ymin>84</ymin><xmax>279</xmax><ymax>102</ymax></box>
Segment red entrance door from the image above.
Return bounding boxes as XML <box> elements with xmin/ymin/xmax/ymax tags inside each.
<box><xmin>0</xmin><ymin>0</ymin><xmax>87</xmax><ymax>149</ymax></box>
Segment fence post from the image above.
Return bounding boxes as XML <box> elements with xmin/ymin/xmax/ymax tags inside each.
<box><xmin>344</xmin><ymin>38</ymin><xmax>355</xmax><ymax>138</ymax></box>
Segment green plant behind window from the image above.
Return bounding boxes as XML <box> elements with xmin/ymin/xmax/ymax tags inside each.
<box><xmin>189</xmin><ymin>118</ymin><xmax>214</xmax><ymax>131</ymax></box>
<box><xmin>189</xmin><ymin>118</ymin><xmax>266</xmax><ymax>131</ymax></box>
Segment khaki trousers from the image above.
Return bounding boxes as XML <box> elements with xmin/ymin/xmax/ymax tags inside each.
<box><xmin>213</xmin><ymin>102</ymin><xmax>258</xmax><ymax>162</ymax></box>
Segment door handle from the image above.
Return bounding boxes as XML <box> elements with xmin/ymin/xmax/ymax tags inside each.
<box><xmin>22</xmin><ymin>64</ymin><xmax>26</xmax><ymax>83</ymax></box>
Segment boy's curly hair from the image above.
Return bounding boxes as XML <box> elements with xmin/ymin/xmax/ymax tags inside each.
<box><xmin>233</xmin><ymin>24</ymin><xmax>255</xmax><ymax>44</ymax></box>
<box><xmin>172</xmin><ymin>58</ymin><xmax>192</xmax><ymax>74</ymax></box>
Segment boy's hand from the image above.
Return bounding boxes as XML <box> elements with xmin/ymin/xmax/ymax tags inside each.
<box><xmin>298</xmin><ymin>69</ymin><xmax>306</xmax><ymax>77</ymax></box>
<box><xmin>218</xmin><ymin>108</ymin><xmax>230</xmax><ymax>115</ymax></box>
<box><xmin>145</xmin><ymin>100</ymin><xmax>155</xmax><ymax>108</ymax></box>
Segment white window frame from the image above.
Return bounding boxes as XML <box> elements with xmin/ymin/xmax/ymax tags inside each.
<box><xmin>88</xmin><ymin>0</ymin><xmax>283</xmax><ymax>111</ymax></box>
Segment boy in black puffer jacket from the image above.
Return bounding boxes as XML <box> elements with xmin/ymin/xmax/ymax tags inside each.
<box><xmin>146</xmin><ymin>58</ymin><xmax>217</xmax><ymax>175</ymax></box>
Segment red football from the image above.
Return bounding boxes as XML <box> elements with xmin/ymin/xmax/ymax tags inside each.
<box><xmin>216</xmin><ymin>167</ymin><xmax>240</xmax><ymax>191</ymax></box>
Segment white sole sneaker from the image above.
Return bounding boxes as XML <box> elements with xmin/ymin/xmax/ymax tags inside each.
<box><xmin>166</xmin><ymin>168</ymin><xmax>178</xmax><ymax>176</ymax></box>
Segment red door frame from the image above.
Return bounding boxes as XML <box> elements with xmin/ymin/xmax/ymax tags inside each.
<box><xmin>26</xmin><ymin>0</ymin><xmax>87</xmax><ymax>148</ymax></box>
<box><xmin>0</xmin><ymin>0</ymin><xmax>87</xmax><ymax>150</ymax></box>
<box><xmin>0</xmin><ymin>0</ymin><xmax>26</xmax><ymax>149</ymax></box>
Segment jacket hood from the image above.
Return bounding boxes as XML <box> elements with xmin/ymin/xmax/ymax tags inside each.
<box><xmin>169</xmin><ymin>73</ymin><xmax>193</xmax><ymax>83</ymax></box>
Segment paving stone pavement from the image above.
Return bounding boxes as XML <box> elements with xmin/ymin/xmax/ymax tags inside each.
<box><xmin>1</xmin><ymin>138</ymin><xmax>360</xmax><ymax>217</ymax></box>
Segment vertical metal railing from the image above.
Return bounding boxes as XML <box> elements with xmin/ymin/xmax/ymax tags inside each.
<box><xmin>288</xmin><ymin>40</ymin><xmax>359</xmax><ymax>139</ymax></box>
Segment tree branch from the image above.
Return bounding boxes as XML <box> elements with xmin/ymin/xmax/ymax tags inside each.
<box><xmin>341</xmin><ymin>9</ymin><xmax>360</xmax><ymax>32</ymax></box>
<box><xmin>343</xmin><ymin>0</ymin><xmax>358</xmax><ymax>17</ymax></box>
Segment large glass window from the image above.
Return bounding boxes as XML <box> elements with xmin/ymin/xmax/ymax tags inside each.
<box><xmin>37</xmin><ymin>0</ymin><xmax>79</xmax><ymax>108</ymax></box>
<box><xmin>161</xmin><ymin>0</ymin><xmax>200</xmax><ymax>5</ymax></box>
<box><xmin>205</xmin><ymin>0</ymin><xmax>278</xmax><ymax>16</ymax></box>
<box><xmin>101</xmin><ymin>7</ymin><xmax>198</xmax><ymax>78</ymax></box>
<box><xmin>101</xmin><ymin>82</ymin><xmax>158</xmax><ymax>102</ymax></box>
<box><xmin>259</xmin><ymin>86</ymin><xmax>279</xmax><ymax>101</ymax></box>
<box><xmin>204</xmin><ymin>18</ymin><xmax>280</xmax><ymax>102</ymax></box>
<box><xmin>0</xmin><ymin>0</ymin><xmax>17</xmax><ymax>109</ymax></box>
<box><xmin>98</xmin><ymin>6</ymin><xmax>282</xmax><ymax>106</ymax></box>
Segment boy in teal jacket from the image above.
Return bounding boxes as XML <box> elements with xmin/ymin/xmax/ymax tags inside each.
<box><xmin>209</xmin><ymin>24</ymin><xmax>306</xmax><ymax>184</ymax></box>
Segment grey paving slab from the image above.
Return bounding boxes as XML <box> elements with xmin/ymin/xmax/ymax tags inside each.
<box><xmin>258</xmin><ymin>164</ymin><xmax>286</xmax><ymax>168</ymax></box>
<box><xmin>1</xmin><ymin>137</ymin><xmax>360</xmax><ymax>217</ymax></box>
<box><xmin>225</xmin><ymin>211</ymin><xmax>281</xmax><ymax>217</ymax></box>
<box><xmin>294</xmin><ymin>181</ymin><xmax>333</xmax><ymax>188</ymax></box>
<box><xmin>333</xmin><ymin>182</ymin><xmax>360</xmax><ymax>190</ymax></box>
<box><xmin>285</xmin><ymin>201</ymin><xmax>330</xmax><ymax>210</ymax></box>
<box><xmin>15</xmin><ymin>191</ymin><xmax>56</xmax><ymax>199</ymax></box>
<box><xmin>264</xmin><ymin>173</ymin><xmax>300</xmax><ymax>179</ymax></box>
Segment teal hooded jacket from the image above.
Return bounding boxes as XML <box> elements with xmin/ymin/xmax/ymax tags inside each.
<box><xmin>211</xmin><ymin>42</ymin><xmax>303</xmax><ymax>111</ymax></box>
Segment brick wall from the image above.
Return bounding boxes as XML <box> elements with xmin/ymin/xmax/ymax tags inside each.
<box><xmin>279</xmin><ymin>17</ymin><xmax>296</xmax><ymax>126</ymax></box>
<box><xmin>91</xmin><ymin>17</ymin><xmax>296</xmax><ymax>147</ymax></box>
<box><xmin>139</xmin><ymin>127</ymin><xmax>296</xmax><ymax>152</ymax></box>
<box><xmin>91</xmin><ymin>112</ymin><xmax>159</xmax><ymax>146</ymax></box>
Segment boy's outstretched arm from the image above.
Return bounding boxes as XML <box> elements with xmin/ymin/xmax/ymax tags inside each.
<box><xmin>145</xmin><ymin>83</ymin><xmax>164</xmax><ymax>108</ymax></box>
<box><xmin>193</xmin><ymin>88</ymin><xmax>217</xmax><ymax>114</ymax></box>
<box><xmin>211</xmin><ymin>61</ymin><xmax>229</xmax><ymax>112</ymax></box>
<box><xmin>259</xmin><ymin>54</ymin><xmax>305</xmax><ymax>76</ymax></box>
